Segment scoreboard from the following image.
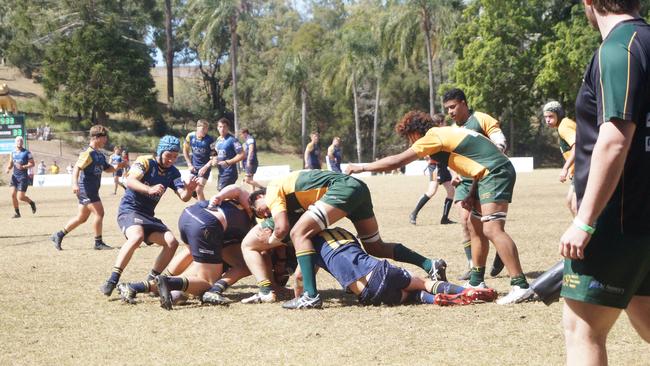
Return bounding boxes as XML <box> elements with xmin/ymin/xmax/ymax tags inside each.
<box><xmin>0</xmin><ymin>114</ymin><xmax>26</xmax><ymax>154</ymax></box>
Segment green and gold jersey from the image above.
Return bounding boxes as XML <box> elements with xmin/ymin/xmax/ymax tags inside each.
<box><xmin>461</xmin><ymin>111</ymin><xmax>502</xmax><ymax>137</ymax></box>
<box><xmin>410</xmin><ymin>126</ymin><xmax>510</xmax><ymax>179</ymax></box>
<box><xmin>265</xmin><ymin>170</ymin><xmax>342</xmax><ymax>216</ymax></box>
<box><xmin>557</xmin><ymin>117</ymin><xmax>576</xmax><ymax>158</ymax></box>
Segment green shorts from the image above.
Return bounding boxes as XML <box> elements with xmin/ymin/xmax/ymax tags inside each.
<box><xmin>477</xmin><ymin>162</ymin><xmax>515</xmax><ymax>204</ymax></box>
<box><xmin>319</xmin><ymin>175</ymin><xmax>375</xmax><ymax>223</ymax></box>
<box><xmin>453</xmin><ymin>178</ymin><xmax>472</xmax><ymax>202</ymax></box>
<box><xmin>561</xmin><ymin>208</ymin><xmax>650</xmax><ymax>308</ymax></box>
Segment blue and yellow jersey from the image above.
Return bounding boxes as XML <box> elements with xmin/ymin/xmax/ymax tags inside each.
<box><xmin>185</xmin><ymin>132</ymin><xmax>215</xmax><ymax>169</ymax></box>
<box><xmin>461</xmin><ymin>111</ymin><xmax>502</xmax><ymax>137</ymax></box>
<box><xmin>305</xmin><ymin>141</ymin><xmax>321</xmax><ymax>169</ymax></box>
<box><xmin>11</xmin><ymin>148</ymin><xmax>33</xmax><ymax>179</ymax></box>
<box><xmin>327</xmin><ymin>145</ymin><xmax>342</xmax><ymax>171</ymax></box>
<box><xmin>410</xmin><ymin>126</ymin><xmax>510</xmax><ymax>179</ymax></box>
<box><xmin>216</xmin><ymin>133</ymin><xmax>242</xmax><ymax>178</ymax></box>
<box><xmin>76</xmin><ymin>147</ymin><xmax>110</xmax><ymax>194</ymax></box>
<box><xmin>265</xmin><ymin>170</ymin><xmax>346</xmax><ymax>217</ymax></box>
<box><xmin>313</xmin><ymin>227</ymin><xmax>380</xmax><ymax>290</ymax></box>
<box><xmin>575</xmin><ymin>18</ymin><xmax>650</xmax><ymax>234</ymax></box>
<box><xmin>243</xmin><ymin>135</ymin><xmax>258</xmax><ymax>166</ymax></box>
<box><xmin>118</xmin><ymin>155</ymin><xmax>184</xmax><ymax>217</ymax></box>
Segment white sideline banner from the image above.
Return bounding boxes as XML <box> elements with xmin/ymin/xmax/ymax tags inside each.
<box><xmin>30</xmin><ymin>164</ymin><xmax>295</xmax><ymax>187</ymax></box>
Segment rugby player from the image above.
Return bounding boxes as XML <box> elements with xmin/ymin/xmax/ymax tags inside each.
<box><xmin>210</xmin><ymin>118</ymin><xmax>244</xmax><ymax>191</ymax></box>
<box><xmin>247</xmin><ymin>170</ymin><xmax>448</xmax><ymax>309</ymax></box>
<box><xmin>408</xmin><ymin>113</ymin><xmax>456</xmax><ymax>226</ymax></box>
<box><xmin>346</xmin><ymin>117</ymin><xmax>533</xmax><ymax>304</ymax></box>
<box><xmin>50</xmin><ymin>125</ymin><xmax>121</xmax><ymax>250</ymax></box>
<box><xmin>559</xmin><ymin>1</ymin><xmax>650</xmax><ymax>363</ymax></box>
<box><xmin>99</xmin><ymin>135</ymin><xmax>199</xmax><ymax>297</ymax></box>
<box><xmin>5</xmin><ymin>136</ymin><xmax>36</xmax><ymax>218</ymax></box>
<box><xmin>183</xmin><ymin>119</ymin><xmax>215</xmax><ymax>200</ymax></box>
<box><xmin>240</xmin><ymin>128</ymin><xmax>263</xmax><ymax>190</ymax></box>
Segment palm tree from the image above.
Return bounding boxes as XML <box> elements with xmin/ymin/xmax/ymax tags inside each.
<box><xmin>383</xmin><ymin>0</ymin><xmax>457</xmax><ymax>116</ymax></box>
<box><xmin>188</xmin><ymin>0</ymin><xmax>251</xmax><ymax>133</ymax></box>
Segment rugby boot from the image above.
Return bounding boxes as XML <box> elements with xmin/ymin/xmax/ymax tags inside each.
<box><xmin>428</xmin><ymin>259</ymin><xmax>448</xmax><ymax>282</ymax></box>
<box><xmin>241</xmin><ymin>291</ymin><xmax>276</xmax><ymax>304</ymax></box>
<box><xmin>156</xmin><ymin>275</ymin><xmax>173</xmax><ymax>310</ymax></box>
<box><xmin>201</xmin><ymin>291</ymin><xmax>233</xmax><ymax>305</ymax></box>
<box><xmin>440</xmin><ymin>217</ymin><xmax>456</xmax><ymax>225</ymax></box>
<box><xmin>94</xmin><ymin>241</ymin><xmax>113</xmax><ymax>250</ymax></box>
<box><xmin>12</xmin><ymin>213</ymin><xmax>20</xmax><ymax>218</ymax></box>
<box><xmin>282</xmin><ymin>293</ymin><xmax>322</xmax><ymax>309</ymax></box>
<box><xmin>489</xmin><ymin>254</ymin><xmax>505</xmax><ymax>277</ymax></box>
<box><xmin>434</xmin><ymin>287</ymin><xmax>498</xmax><ymax>306</ymax></box>
<box><xmin>99</xmin><ymin>280</ymin><xmax>117</xmax><ymax>296</ymax></box>
<box><xmin>457</xmin><ymin>268</ymin><xmax>471</xmax><ymax>281</ymax></box>
<box><xmin>409</xmin><ymin>212</ymin><xmax>417</xmax><ymax>225</ymax></box>
<box><xmin>117</xmin><ymin>283</ymin><xmax>137</xmax><ymax>304</ymax></box>
<box><xmin>496</xmin><ymin>285</ymin><xmax>535</xmax><ymax>305</ymax></box>
<box><xmin>50</xmin><ymin>232</ymin><xmax>63</xmax><ymax>250</ymax></box>
<box><xmin>30</xmin><ymin>202</ymin><xmax>36</xmax><ymax>214</ymax></box>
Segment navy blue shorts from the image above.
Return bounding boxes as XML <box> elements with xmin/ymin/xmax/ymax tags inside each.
<box><xmin>113</xmin><ymin>169</ymin><xmax>123</xmax><ymax>177</ymax></box>
<box><xmin>358</xmin><ymin>260</ymin><xmax>411</xmax><ymax>306</ymax></box>
<box><xmin>217</xmin><ymin>174</ymin><xmax>238</xmax><ymax>190</ymax></box>
<box><xmin>10</xmin><ymin>176</ymin><xmax>29</xmax><ymax>192</ymax></box>
<box><xmin>77</xmin><ymin>188</ymin><xmax>101</xmax><ymax>205</ymax></box>
<box><xmin>117</xmin><ymin>211</ymin><xmax>169</xmax><ymax>245</ymax></box>
<box><xmin>178</xmin><ymin>206</ymin><xmax>224</xmax><ymax>264</ymax></box>
<box><xmin>244</xmin><ymin>162</ymin><xmax>258</xmax><ymax>176</ymax></box>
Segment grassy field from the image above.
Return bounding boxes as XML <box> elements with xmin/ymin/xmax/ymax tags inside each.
<box><xmin>0</xmin><ymin>169</ymin><xmax>647</xmax><ymax>365</ymax></box>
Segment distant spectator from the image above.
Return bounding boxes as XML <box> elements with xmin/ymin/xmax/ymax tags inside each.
<box><xmin>43</xmin><ymin>124</ymin><xmax>51</xmax><ymax>141</ymax></box>
<box><xmin>327</xmin><ymin>136</ymin><xmax>342</xmax><ymax>173</ymax></box>
<box><xmin>36</xmin><ymin>160</ymin><xmax>46</xmax><ymax>175</ymax></box>
<box><xmin>37</xmin><ymin>126</ymin><xmax>44</xmax><ymax>140</ymax></box>
<box><xmin>66</xmin><ymin>163</ymin><xmax>73</xmax><ymax>174</ymax></box>
<box><xmin>304</xmin><ymin>131</ymin><xmax>321</xmax><ymax>169</ymax></box>
<box><xmin>0</xmin><ymin>84</ymin><xmax>17</xmax><ymax>114</ymax></box>
<box><xmin>50</xmin><ymin>160</ymin><xmax>60</xmax><ymax>174</ymax></box>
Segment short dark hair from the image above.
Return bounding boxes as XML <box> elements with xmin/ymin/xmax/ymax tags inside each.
<box><xmin>431</xmin><ymin>113</ymin><xmax>446</xmax><ymax>127</ymax></box>
<box><xmin>395</xmin><ymin>111</ymin><xmax>435</xmax><ymax>137</ymax></box>
<box><xmin>442</xmin><ymin>88</ymin><xmax>467</xmax><ymax>103</ymax></box>
<box><xmin>593</xmin><ymin>0</ymin><xmax>640</xmax><ymax>14</ymax></box>
<box><xmin>217</xmin><ymin>117</ymin><xmax>231</xmax><ymax>128</ymax></box>
<box><xmin>249</xmin><ymin>188</ymin><xmax>267</xmax><ymax>208</ymax></box>
<box><xmin>241</xmin><ymin>128</ymin><xmax>249</xmax><ymax>134</ymax></box>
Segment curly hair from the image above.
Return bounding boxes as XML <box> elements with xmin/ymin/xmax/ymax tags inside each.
<box><xmin>395</xmin><ymin>111</ymin><xmax>435</xmax><ymax>138</ymax></box>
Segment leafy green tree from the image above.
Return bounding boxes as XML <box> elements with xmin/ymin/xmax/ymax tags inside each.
<box><xmin>42</xmin><ymin>20</ymin><xmax>157</xmax><ymax>124</ymax></box>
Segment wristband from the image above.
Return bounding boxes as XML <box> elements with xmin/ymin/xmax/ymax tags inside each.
<box><xmin>573</xmin><ymin>217</ymin><xmax>596</xmax><ymax>235</ymax></box>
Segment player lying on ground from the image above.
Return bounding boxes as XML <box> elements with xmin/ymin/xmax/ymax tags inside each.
<box><xmin>99</xmin><ymin>136</ymin><xmax>198</xmax><ymax>297</ymax></box>
<box><xmin>284</xmin><ymin>226</ymin><xmax>498</xmax><ymax>307</ymax></box>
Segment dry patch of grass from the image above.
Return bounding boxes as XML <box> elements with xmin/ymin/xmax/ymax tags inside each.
<box><xmin>0</xmin><ymin>169</ymin><xmax>647</xmax><ymax>365</ymax></box>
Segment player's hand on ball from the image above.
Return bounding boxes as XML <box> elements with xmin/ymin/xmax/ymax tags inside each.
<box><xmin>559</xmin><ymin>223</ymin><xmax>591</xmax><ymax>260</ymax></box>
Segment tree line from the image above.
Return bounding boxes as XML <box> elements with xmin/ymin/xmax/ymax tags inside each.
<box><xmin>2</xmin><ymin>0</ymin><xmax>649</xmax><ymax>165</ymax></box>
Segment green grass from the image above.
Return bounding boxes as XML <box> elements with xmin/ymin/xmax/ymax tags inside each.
<box><xmin>256</xmin><ymin>151</ymin><xmax>303</xmax><ymax>171</ymax></box>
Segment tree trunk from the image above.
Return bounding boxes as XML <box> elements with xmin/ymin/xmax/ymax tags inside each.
<box><xmin>97</xmin><ymin>110</ymin><xmax>108</xmax><ymax>124</ymax></box>
<box><xmin>301</xmin><ymin>85</ymin><xmax>307</xmax><ymax>154</ymax></box>
<box><xmin>352</xmin><ymin>74</ymin><xmax>362</xmax><ymax>163</ymax></box>
<box><xmin>372</xmin><ymin>78</ymin><xmax>381</xmax><ymax>161</ymax></box>
<box><xmin>230</xmin><ymin>15</ymin><xmax>239</xmax><ymax>134</ymax></box>
<box><xmin>424</xmin><ymin>29</ymin><xmax>436</xmax><ymax>116</ymax></box>
<box><xmin>164</xmin><ymin>0</ymin><xmax>174</xmax><ymax>109</ymax></box>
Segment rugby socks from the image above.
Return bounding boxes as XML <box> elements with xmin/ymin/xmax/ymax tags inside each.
<box><xmin>510</xmin><ymin>274</ymin><xmax>529</xmax><ymax>289</ymax></box>
<box><xmin>257</xmin><ymin>279</ymin><xmax>273</xmax><ymax>295</ymax></box>
<box><xmin>208</xmin><ymin>279</ymin><xmax>229</xmax><ymax>294</ymax></box>
<box><xmin>469</xmin><ymin>267</ymin><xmax>485</xmax><ymax>287</ymax></box>
<box><xmin>429</xmin><ymin>281</ymin><xmax>464</xmax><ymax>295</ymax></box>
<box><xmin>147</xmin><ymin>269</ymin><xmax>161</xmax><ymax>281</ymax></box>
<box><xmin>165</xmin><ymin>277</ymin><xmax>189</xmax><ymax>292</ymax></box>
<box><xmin>417</xmin><ymin>291</ymin><xmax>435</xmax><ymax>304</ymax></box>
<box><xmin>161</xmin><ymin>269</ymin><xmax>173</xmax><ymax>277</ymax></box>
<box><xmin>108</xmin><ymin>267</ymin><xmax>123</xmax><ymax>284</ymax></box>
<box><xmin>130</xmin><ymin>281</ymin><xmax>150</xmax><ymax>294</ymax></box>
<box><xmin>442</xmin><ymin>198</ymin><xmax>453</xmax><ymax>219</ymax></box>
<box><xmin>296</xmin><ymin>250</ymin><xmax>318</xmax><ymax>297</ymax></box>
<box><xmin>394</xmin><ymin>244</ymin><xmax>432</xmax><ymax>273</ymax></box>
<box><xmin>411</xmin><ymin>194</ymin><xmax>431</xmax><ymax>217</ymax></box>
<box><xmin>94</xmin><ymin>236</ymin><xmax>103</xmax><ymax>245</ymax></box>
<box><xmin>56</xmin><ymin>229</ymin><xmax>69</xmax><ymax>239</ymax></box>
<box><xmin>14</xmin><ymin>207</ymin><xmax>20</xmax><ymax>216</ymax></box>
<box><xmin>462</xmin><ymin>240</ymin><xmax>472</xmax><ymax>264</ymax></box>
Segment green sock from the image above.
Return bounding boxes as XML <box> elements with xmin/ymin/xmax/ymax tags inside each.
<box><xmin>469</xmin><ymin>267</ymin><xmax>485</xmax><ymax>286</ymax></box>
<box><xmin>462</xmin><ymin>240</ymin><xmax>472</xmax><ymax>262</ymax></box>
<box><xmin>393</xmin><ymin>244</ymin><xmax>432</xmax><ymax>272</ymax></box>
<box><xmin>510</xmin><ymin>274</ymin><xmax>529</xmax><ymax>289</ymax></box>
<box><xmin>296</xmin><ymin>250</ymin><xmax>318</xmax><ymax>297</ymax></box>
